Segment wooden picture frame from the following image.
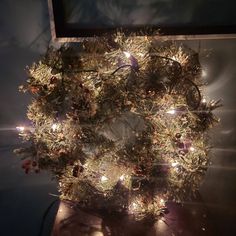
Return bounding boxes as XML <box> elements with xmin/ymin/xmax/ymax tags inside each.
<box><xmin>48</xmin><ymin>0</ymin><xmax>236</xmax><ymax>42</ymax></box>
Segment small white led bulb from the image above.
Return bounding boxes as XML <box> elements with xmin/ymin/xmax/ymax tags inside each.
<box><xmin>101</xmin><ymin>176</ymin><xmax>108</xmax><ymax>182</ymax></box>
<box><xmin>16</xmin><ymin>126</ymin><xmax>25</xmax><ymax>132</ymax></box>
<box><xmin>166</xmin><ymin>109</ymin><xmax>176</xmax><ymax>115</ymax></box>
<box><xmin>124</xmin><ymin>51</ymin><xmax>131</xmax><ymax>58</ymax></box>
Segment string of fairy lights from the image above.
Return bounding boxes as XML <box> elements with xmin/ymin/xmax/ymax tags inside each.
<box><xmin>14</xmin><ymin>33</ymin><xmax>220</xmax><ymax>221</ymax></box>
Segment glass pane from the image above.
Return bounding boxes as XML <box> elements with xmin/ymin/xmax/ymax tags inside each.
<box><xmin>63</xmin><ymin>0</ymin><xmax>236</xmax><ymax>28</ymax></box>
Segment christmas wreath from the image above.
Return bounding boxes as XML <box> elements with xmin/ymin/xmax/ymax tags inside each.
<box><xmin>15</xmin><ymin>33</ymin><xmax>220</xmax><ymax>221</ymax></box>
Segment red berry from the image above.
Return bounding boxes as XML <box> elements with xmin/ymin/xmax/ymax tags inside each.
<box><xmin>24</xmin><ymin>159</ymin><xmax>31</xmax><ymax>166</ymax></box>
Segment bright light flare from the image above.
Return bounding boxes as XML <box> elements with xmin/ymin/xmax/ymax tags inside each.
<box><xmin>101</xmin><ymin>176</ymin><xmax>108</xmax><ymax>182</ymax></box>
<box><xmin>171</xmin><ymin>162</ymin><xmax>178</xmax><ymax>167</ymax></box>
<box><xmin>16</xmin><ymin>126</ymin><xmax>25</xmax><ymax>132</ymax></box>
<box><xmin>166</xmin><ymin>109</ymin><xmax>176</xmax><ymax>115</ymax></box>
<box><xmin>124</xmin><ymin>51</ymin><xmax>131</xmax><ymax>58</ymax></box>
<box><xmin>129</xmin><ymin>200</ymin><xmax>140</xmax><ymax>213</ymax></box>
<box><xmin>160</xmin><ymin>198</ymin><xmax>165</xmax><ymax>205</ymax></box>
<box><xmin>119</xmin><ymin>174</ymin><xmax>125</xmax><ymax>181</ymax></box>
<box><xmin>51</xmin><ymin>123</ymin><xmax>59</xmax><ymax>131</ymax></box>
<box><xmin>132</xmin><ymin>202</ymin><xmax>137</xmax><ymax>209</ymax></box>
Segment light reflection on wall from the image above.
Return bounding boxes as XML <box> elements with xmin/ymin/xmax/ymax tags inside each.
<box><xmin>57</xmin><ymin>202</ymin><xmax>69</xmax><ymax>220</ymax></box>
<box><xmin>154</xmin><ymin>218</ymin><xmax>168</xmax><ymax>234</ymax></box>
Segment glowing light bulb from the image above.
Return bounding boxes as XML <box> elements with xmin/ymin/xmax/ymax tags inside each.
<box><xmin>16</xmin><ymin>126</ymin><xmax>25</xmax><ymax>132</ymax></box>
<box><xmin>132</xmin><ymin>202</ymin><xmax>137</xmax><ymax>209</ymax></box>
<box><xmin>166</xmin><ymin>109</ymin><xmax>176</xmax><ymax>115</ymax></box>
<box><xmin>101</xmin><ymin>176</ymin><xmax>108</xmax><ymax>182</ymax></box>
<box><xmin>160</xmin><ymin>198</ymin><xmax>165</xmax><ymax>205</ymax></box>
<box><xmin>190</xmin><ymin>147</ymin><xmax>195</xmax><ymax>152</ymax></box>
<box><xmin>124</xmin><ymin>51</ymin><xmax>131</xmax><ymax>58</ymax></box>
<box><xmin>119</xmin><ymin>174</ymin><xmax>125</xmax><ymax>181</ymax></box>
<box><xmin>171</xmin><ymin>162</ymin><xmax>178</xmax><ymax>167</ymax></box>
<box><xmin>51</xmin><ymin>123</ymin><xmax>58</xmax><ymax>131</ymax></box>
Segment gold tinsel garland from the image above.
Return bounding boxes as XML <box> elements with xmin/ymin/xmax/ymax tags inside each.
<box><xmin>15</xmin><ymin>33</ymin><xmax>220</xmax><ymax>221</ymax></box>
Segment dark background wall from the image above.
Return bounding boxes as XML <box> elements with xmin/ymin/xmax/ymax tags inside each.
<box><xmin>0</xmin><ymin>1</ymin><xmax>58</xmax><ymax>235</ymax></box>
<box><xmin>0</xmin><ymin>1</ymin><xmax>236</xmax><ymax>235</ymax></box>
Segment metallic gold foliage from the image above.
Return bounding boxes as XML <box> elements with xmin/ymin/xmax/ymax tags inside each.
<box><xmin>15</xmin><ymin>33</ymin><xmax>220</xmax><ymax>221</ymax></box>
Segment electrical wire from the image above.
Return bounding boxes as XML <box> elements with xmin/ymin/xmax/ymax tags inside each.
<box><xmin>37</xmin><ymin>198</ymin><xmax>59</xmax><ymax>236</ymax></box>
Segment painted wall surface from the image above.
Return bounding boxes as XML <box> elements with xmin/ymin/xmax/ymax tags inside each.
<box><xmin>0</xmin><ymin>1</ymin><xmax>236</xmax><ymax>235</ymax></box>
